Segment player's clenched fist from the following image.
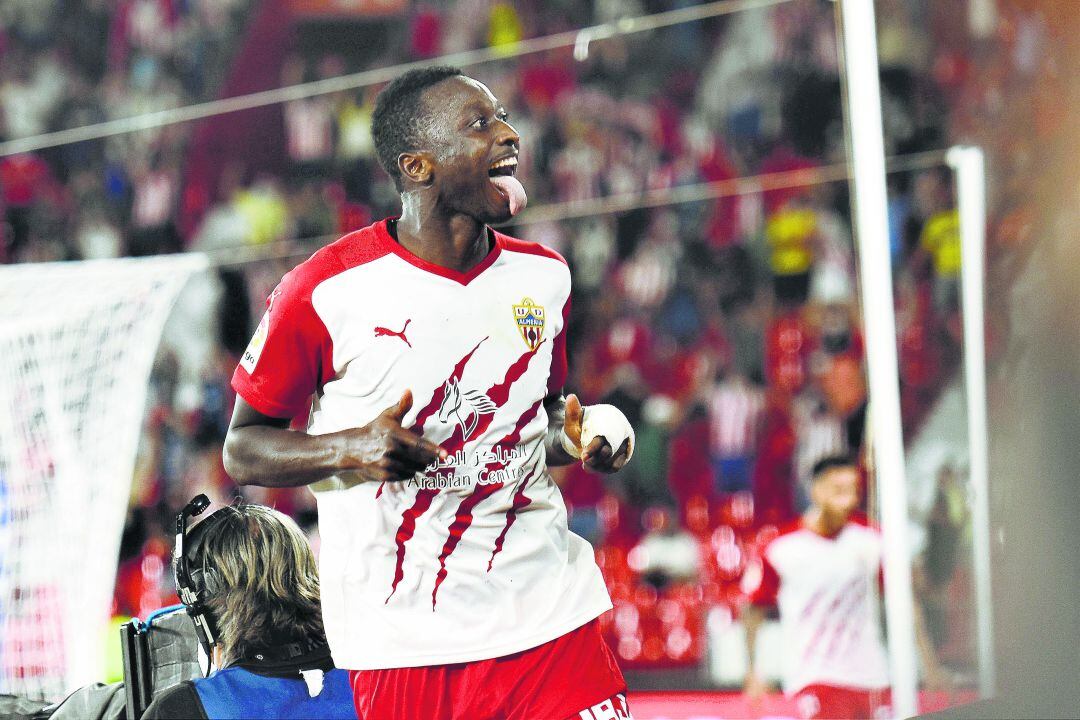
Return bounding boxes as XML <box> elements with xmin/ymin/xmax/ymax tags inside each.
<box><xmin>334</xmin><ymin>390</ymin><xmax>447</xmax><ymax>483</ymax></box>
<box><xmin>561</xmin><ymin>394</ymin><xmax>634</xmax><ymax>474</ymax></box>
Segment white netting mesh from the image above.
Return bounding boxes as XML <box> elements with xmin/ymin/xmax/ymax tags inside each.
<box><xmin>0</xmin><ymin>254</ymin><xmax>207</xmax><ymax>700</ymax></box>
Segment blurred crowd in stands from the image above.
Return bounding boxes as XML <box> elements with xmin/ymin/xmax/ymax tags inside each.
<box><xmin>0</xmin><ymin>0</ymin><xmax>253</xmax><ymax>263</ymax></box>
<box><xmin>2</xmin><ymin>0</ymin><xmax>1067</xmax><ymax>683</ymax></box>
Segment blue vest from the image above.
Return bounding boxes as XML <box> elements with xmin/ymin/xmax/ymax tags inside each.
<box><xmin>193</xmin><ymin>665</ymin><xmax>355</xmax><ymax>719</ymax></box>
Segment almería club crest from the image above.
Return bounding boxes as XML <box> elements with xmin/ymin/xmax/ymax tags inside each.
<box><xmin>512</xmin><ymin>297</ymin><xmax>545</xmax><ymax>350</ymax></box>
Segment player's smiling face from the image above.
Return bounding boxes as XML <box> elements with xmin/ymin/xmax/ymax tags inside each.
<box><xmin>417</xmin><ymin>76</ymin><xmax>521</xmax><ymax>223</ymax></box>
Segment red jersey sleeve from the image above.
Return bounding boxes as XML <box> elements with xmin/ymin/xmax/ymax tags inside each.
<box><xmin>548</xmin><ymin>295</ymin><xmax>571</xmax><ymax>395</ymax></box>
<box><xmin>231</xmin><ymin>267</ymin><xmax>336</xmax><ymax>420</ymax></box>
<box><xmin>747</xmin><ymin>550</ymin><xmax>781</xmax><ymax>607</ymax></box>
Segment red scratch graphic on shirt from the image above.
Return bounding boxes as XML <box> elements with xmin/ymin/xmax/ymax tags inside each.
<box><xmin>802</xmin><ymin>577</ymin><xmax>864</xmax><ymax>664</ymax></box>
<box><xmin>487</xmin><ymin>459</ymin><xmax>544</xmax><ymax>572</ymax></box>
<box><xmin>384</xmin><ymin>488</ymin><xmax>438</xmax><ymax>603</ymax></box>
<box><xmin>800</xmin><ymin>588</ymin><xmax>826</xmax><ymax>622</ymax></box>
<box><xmin>436</xmin><ymin>341</ymin><xmax>543</xmax><ymax>454</ymax></box>
<box><xmin>411</xmin><ymin>337</ymin><xmax>490</xmax><ymax>435</ymax></box>
<box><xmin>821</xmin><ymin>580</ymin><xmax>868</xmax><ymax>661</ymax></box>
<box><xmin>428</xmin><ymin>345</ymin><xmax>544</xmax><ymax>608</ymax></box>
<box><xmin>482</xmin><ymin>398</ymin><xmax>548</xmax><ymax>576</ymax></box>
<box><xmin>384</xmin><ymin>337</ymin><xmax>488</xmax><ymax>602</ymax></box>
<box><xmin>431</xmin><ymin>397</ymin><xmax>544</xmax><ymax>608</ymax></box>
<box><xmin>376</xmin><ymin>338</ymin><xmax>488</xmax><ymax>501</ymax></box>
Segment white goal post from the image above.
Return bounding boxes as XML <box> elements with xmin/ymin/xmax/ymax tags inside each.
<box><xmin>839</xmin><ymin>3</ymin><xmax>994</xmax><ymax>717</ymax></box>
<box><xmin>837</xmin><ymin>0</ymin><xmax>917</xmax><ymax>716</ymax></box>
<box><xmin>0</xmin><ymin>253</ymin><xmax>207</xmax><ymax>701</ymax></box>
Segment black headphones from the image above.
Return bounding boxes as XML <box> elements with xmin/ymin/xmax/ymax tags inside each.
<box><xmin>173</xmin><ymin>494</ymin><xmax>236</xmax><ymax>661</ymax></box>
<box><xmin>174</xmin><ymin>494</ymin><xmax>331</xmax><ymax>671</ymax></box>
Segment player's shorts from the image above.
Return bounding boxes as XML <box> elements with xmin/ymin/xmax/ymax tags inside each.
<box><xmin>794</xmin><ymin>683</ymin><xmax>892</xmax><ymax>720</ymax></box>
<box><xmin>348</xmin><ymin>618</ymin><xmax>630</xmax><ymax>720</ymax></box>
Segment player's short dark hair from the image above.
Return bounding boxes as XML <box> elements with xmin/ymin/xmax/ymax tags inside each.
<box><xmin>811</xmin><ymin>454</ymin><xmax>856</xmax><ymax>482</ymax></box>
<box><xmin>371</xmin><ymin>66</ymin><xmax>464</xmax><ymax>191</ymax></box>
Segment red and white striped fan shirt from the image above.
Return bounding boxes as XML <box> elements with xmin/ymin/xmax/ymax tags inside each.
<box><xmin>232</xmin><ymin>219</ymin><xmax>611</xmax><ymax>670</ymax></box>
<box><xmin>747</xmin><ymin>517</ymin><xmax>889</xmax><ymax>694</ymax></box>
<box><xmin>285</xmin><ymin>97</ymin><xmax>334</xmax><ymax>162</ymax></box>
<box><xmin>707</xmin><ymin>379</ymin><xmax>765</xmax><ymax>459</ymax></box>
<box><xmin>793</xmin><ymin>396</ymin><xmax>848</xmax><ymax>488</ymax></box>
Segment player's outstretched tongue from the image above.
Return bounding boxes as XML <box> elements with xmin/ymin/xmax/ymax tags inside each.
<box><xmin>490</xmin><ymin>175</ymin><xmax>527</xmax><ymax>216</ymax></box>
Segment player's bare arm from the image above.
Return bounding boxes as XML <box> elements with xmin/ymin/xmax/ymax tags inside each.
<box><xmin>544</xmin><ymin>392</ymin><xmax>632</xmax><ymax>473</ymax></box>
<box><xmin>741</xmin><ymin>603</ymin><xmax>769</xmax><ymax>701</ymax></box>
<box><xmin>223</xmin><ymin>390</ymin><xmax>447</xmax><ymax>488</ymax></box>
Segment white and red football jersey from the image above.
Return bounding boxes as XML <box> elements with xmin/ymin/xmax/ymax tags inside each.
<box><xmin>232</xmin><ymin>219</ymin><xmax>612</xmax><ymax>670</ymax></box>
<box><xmin>747</xmin><ymin>516</ymin><xmax>889</xmax><ymax>694</ymax></box>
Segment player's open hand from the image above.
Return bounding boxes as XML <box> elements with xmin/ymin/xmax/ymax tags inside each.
<box><xmin>339</xmin><ymin>390</ymin><xmax>447</xmax><ymax>483</ymax></box>
<box><xmin>564</xmin><ymin>394</ymin><xmax>632</xmax><ymax>474</ymax></box>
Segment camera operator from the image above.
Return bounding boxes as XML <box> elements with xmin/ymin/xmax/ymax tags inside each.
<box><xmin>143</xmin><ymin>497</ymin><xmax>355</xmax><ymax>719</ymax></box>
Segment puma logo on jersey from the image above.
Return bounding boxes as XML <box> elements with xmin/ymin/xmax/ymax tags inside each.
<box><xmin>374</xmin><ymin>319</ymin><xmax>412</xmax><ymax>347</ymax></box>
<box><xmin>266</xmin><ymin>288</ymin><xmax>283</xmax><ymax>313</ymax></box>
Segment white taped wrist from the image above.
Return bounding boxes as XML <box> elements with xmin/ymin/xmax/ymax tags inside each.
<box><xmin>560</xmin><ymin>428</ymin><xmax>582</xmax><ymax>459</ymax></box>
<box><xmin>579</xmin><ymin>404</ymin><xmax>635</xmax><ymax>462</ymax></box>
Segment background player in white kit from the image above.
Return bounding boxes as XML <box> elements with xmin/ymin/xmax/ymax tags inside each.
<box><xmin>743</xmin><ymin>455</ymin><xmax>949</xmax><ymax>720</ymax></box>
<box><xmin>223</xmin><ymin>66</ymin><xmax>635</xmax><ymax>720</ymax></box>
<box><xmin>742</xmin><ymin>455</ymin><xmax>892</xmax><ymax>719</ymax></box>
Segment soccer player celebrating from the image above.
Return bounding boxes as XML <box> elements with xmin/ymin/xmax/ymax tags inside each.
<box><xmin>224</xmin><ymin>67</ymin><xmax>635</xmax><ymax>720</ymax></box>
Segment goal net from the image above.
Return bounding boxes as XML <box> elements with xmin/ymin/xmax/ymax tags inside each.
<box><xmin>0</xmin><ymin>253</ymin><xmax>207</xmax><ymax>701</ymax></box>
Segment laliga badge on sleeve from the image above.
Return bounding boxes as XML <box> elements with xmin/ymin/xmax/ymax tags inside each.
<box><xmin>239</xmin><ymin>311</ymin><xmax>270</xmax><ymax>373</ymax></box>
